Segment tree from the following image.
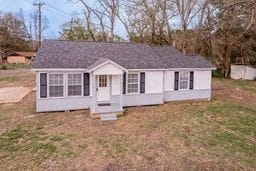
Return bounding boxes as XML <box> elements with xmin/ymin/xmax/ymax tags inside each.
<box><xmin>0</xmin><ymin>12</ymin><xmax>32</xmax><ymax>54</ymax></box>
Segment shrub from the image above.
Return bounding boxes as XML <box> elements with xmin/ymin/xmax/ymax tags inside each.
<box><xmin>2</xmin><ymin>65</ymin><xmax>7</xmax><ymax>70</ymax></box>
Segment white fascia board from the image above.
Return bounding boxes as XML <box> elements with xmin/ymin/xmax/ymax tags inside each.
<box><xmin>31</xmin><ymin>68</ymin><xmax>88</xmax><ymax>72</ymax></box>
<box><xmin>168</xmin><ymin>68</ymin><xmax>216</xmax><ymax>71</ymax></box>
<box><xmin>128</xmin><ymin>68</ymin><xmax>215</xmax><ymax>71</ymax></box>
<box><xmin>128</xmin><ymin>69</ymin><xmax>168</xmax><ymax>71</ymax></box>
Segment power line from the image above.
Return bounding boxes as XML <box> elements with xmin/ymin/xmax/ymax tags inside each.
<box><xmin>33</xmin><ymin>1</ymin><xmax>45</xmax><ymax>47</ymax></box>
<box><xmin>24</xmin><ymin>0</ymin><xmax>72</xmax><ymax>18</ymax></box>
<box><xmin>45</xmin><ymin>3</ymin><xmax>71</xmax><ymax>17</ymax></box>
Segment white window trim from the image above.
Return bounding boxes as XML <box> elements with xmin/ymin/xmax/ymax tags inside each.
<box><xmin>48</xmin><ymin>73</ymin><xmax>65</xmax><ymax>98</ymax></box>
<box><xmin>67</xmin><ymin>73</ymin><xmax>83</xmax><ymax>97</ymax></box>
<box><xmin>179</xmin><ymin>71</ymin><xmax>190</xmax><ymax>90</ymax></box>
<box><xmin>126</xmin><ymin>72</ymin><xmax>140</xmax><ymax>94</ymax></box>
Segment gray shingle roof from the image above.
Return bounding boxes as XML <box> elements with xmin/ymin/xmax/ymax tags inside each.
<box><xmin>32</xmin><ymin>39</ymin><xmax>214</xmax><ymax>69</ymax></box>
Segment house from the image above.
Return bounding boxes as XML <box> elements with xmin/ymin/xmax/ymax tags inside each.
<box><xmin>7</xmin><ymin>52</ymin><xmax>35</xmax><ymax>64</ymax></box>
<box><xmin>32</xmin><ymin>40</ymin><xmax>215</xmax><ymax>117</ymax></box>
<box><xmin>231</xmin><ymin>64</ymin><xmax>256</xmax><ymax>80</ymax></box>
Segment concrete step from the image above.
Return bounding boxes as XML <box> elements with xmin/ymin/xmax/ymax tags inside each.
<box><xmin>100</xmin><ymin>113</ymin><xmax>117</xmax><ymax>121</ymax></box>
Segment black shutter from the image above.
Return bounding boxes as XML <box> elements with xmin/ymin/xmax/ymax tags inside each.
<box><xmin>190</xmin><ymin>71</ymin><xmax>194</xmax><ymax>90</ymax></box>
<box><xmin>174</xmin><ymin>72</ymin><xmax>179</xmax><ymax>90</ymax></box>
<box><xmin>123</xmin><ymin>73</ymin><xmax>126</xmax><ymax>94</ymax></box>
<box><xmin>140</xmin><ymin>72</ymin><xmax>145</xmax><ymax>93</ymax></box>
<box><xmin>40</xmin><ymin>73</ymin><xmax>47</xmax><ymax>98</ymax></box>
<box><xmin>84</xmin><ymin>73</ymin><xmax>90</xmax><ymax>96</ymax></box>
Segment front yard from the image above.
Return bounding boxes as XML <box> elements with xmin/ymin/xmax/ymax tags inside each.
<box><xmin>0</xmin><ymin>71</ymin><xmax>255</xmax><ymax>170</ymax></box>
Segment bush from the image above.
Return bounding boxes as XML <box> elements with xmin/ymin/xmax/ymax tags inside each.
<box><xmin>2</xmin><ymin>65</ymin><xmax>7</xmax><ymax>70</ymax></box>
<box><xmin>212</xmin><ymin>68</ymin><xmax>222</xmax><ymax>78</ymax></box>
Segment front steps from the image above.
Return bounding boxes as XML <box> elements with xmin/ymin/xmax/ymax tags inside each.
<box><xmin>100</xmin><ymin>113</ymin><xmax>117</xmax><ymax>121</ymax></box>
<box><xmin>90</xmin><ymin>103</ymin><xmax>124</xmax><ymax>120</ymax></box>
<box><xmin>90</xmin><ymin>111</ymin><xmax>123</xmax><ymax>119</ymax></box>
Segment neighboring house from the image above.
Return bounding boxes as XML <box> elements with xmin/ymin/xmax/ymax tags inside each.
<box><xmin>7</xmin><ymin>52</ymin><xmax>35</xmax><ymax>64</ymax></box>
<box><xmin>32</xmin><ymin>40</ymin><xmax>215</xmax><ymax>116</ymax></box>
<box><xmin>231</xmin><ymin>64</ymin><xmax>256</xmax><ymax>80</ymax></box>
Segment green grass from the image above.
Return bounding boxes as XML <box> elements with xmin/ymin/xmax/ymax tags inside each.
<box><xmin>216</xmin><ymin>78</ymin><xmax>256</xmax><ymax>93</ymax></box>
<box><xmin>50</xmin><ymin>135</ymin><xmax>64</xmax><ymax>142</ymax></box>
<box><xmin>0</xmin><ymin>76</ymin><xmax>20</xmax><ymax>83</ymax></box>
<box><xmin>179</xmin><ymin>100</ymin><xmax>256</xmax><ymax>167</ymax></box>
<box><xmin>0</xmin><ymin>63</ymin><xmax>31</xmax><ymax>70</ymax></box>
<box><xmin>234</xmin><ymin>80</ymin><xmax>256</xmax><ymax>93</ymax></box>
<box><xmin>0</xmin><ymin>127</ymin><xmax>74</xmax><ymax>166</ymax></box>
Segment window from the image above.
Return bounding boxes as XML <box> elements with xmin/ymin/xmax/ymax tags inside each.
<box><xmin>68</xmin><ymin>74</ymin><xmax>82</xmax><ymax>96</ymax></box>
<box><xmin>179</xmin><ymin>72</ymin><xmax>189</xmax><ymax>90</ymax></box>
<box><xmin>49</xmin><ymin>74</ymin><xmax>64</xmax><ymax>97</ymax></box>
<box><xmin>98</xmin><ymin>75</ymin><xmax>107</xmax><ymax>87</ymax></box>
<box><xmin>127</xmin><ymin>73</ymin><xmax>139</xmax><ymax>93</ymax></box>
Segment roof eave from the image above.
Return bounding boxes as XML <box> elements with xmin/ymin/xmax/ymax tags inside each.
<box><xmin>31</xmin><ymin>68</ymin><xmax>88</xmax><ymax>72</ymax></box>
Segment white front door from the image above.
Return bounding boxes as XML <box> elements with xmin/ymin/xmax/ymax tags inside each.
<box><xmin>96</xmin><ymin>75</ymin><xmax>110</xmax><ymax>102</ymax></box>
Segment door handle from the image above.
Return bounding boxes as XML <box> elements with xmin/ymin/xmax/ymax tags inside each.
<box><xmin>96</xmin><ymin>87</ymin><xmax>98</xmax><ymax>91</ymax></box>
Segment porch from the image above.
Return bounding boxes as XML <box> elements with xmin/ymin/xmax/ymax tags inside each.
<box><xmin>87</xmin><ymin>59</ymin><xmax>127</xmax><ymax>117</ymax></box>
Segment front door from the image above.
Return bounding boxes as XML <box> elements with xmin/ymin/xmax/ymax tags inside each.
<box><xmin>96</xmin><ymin>75</ymin><xmax>110</xmax><ymax>102</ymax></box>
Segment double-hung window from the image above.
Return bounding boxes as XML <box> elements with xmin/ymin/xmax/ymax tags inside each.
<box><xmin>49</xmin><ymin>74</ymin><xmax>64</xmax><ymax>97</ymax></box>
<box><xmin>127</xmin><ymin>73</ymin><xmax>139</xmax><ymax>94</ymax></box>
<box><xmin>179</xmin><ymin>71</ymin><xmax>189</xmax><ymax>90</ymax></box>
<box><xmin>68</xmin><ymin>73</ymin><xmax>82</xmax><ymax>96</ymax></box>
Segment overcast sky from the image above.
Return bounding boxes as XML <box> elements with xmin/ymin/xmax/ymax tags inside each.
<box><xmin>0</xmin><ymin>0</ymin><xmax>86</xmax><ymax>39</ymax></box>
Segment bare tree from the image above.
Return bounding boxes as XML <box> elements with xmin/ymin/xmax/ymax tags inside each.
<box><xmin>173</xmin><ymin>0</ymin><xmax>200</xmax><ymax>54</ymax></box>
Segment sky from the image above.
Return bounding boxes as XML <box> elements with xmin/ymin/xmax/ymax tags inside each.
<box><xmin>0</xmin><ymin>0</ymin><xmax>89</xmax><ymax>39</ymax></box>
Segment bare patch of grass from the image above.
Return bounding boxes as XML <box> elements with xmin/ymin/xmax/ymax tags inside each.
<box><xmin>0</xmin><ymin>76</ymin><xmax>20</xmax><ymax>83</ymax></box>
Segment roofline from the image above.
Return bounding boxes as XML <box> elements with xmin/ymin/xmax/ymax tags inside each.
<box><xmin>31</xmin><ymin>68</ymin><xmax>88</xmax><ymax>72</ymax></box>
<box><xmin>32</xmin><ymin>67</ymin><xmax>216</xmax><ymax>72</ymax></box>
<box><xmin>43</xmin><ymin>39</ymin><xmax>181</xmax><ymax>48</ymax></box>
<box><xmin>168</xmin><ymin>67</ymin><xmax>216</xmax><ymax>71</ymax></box>
<box><xmin>129</xmin><ymin>68</ymin><xmax>216</xmax><ymax>71</ymax></box>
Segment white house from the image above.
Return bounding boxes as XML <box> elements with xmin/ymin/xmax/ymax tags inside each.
<box><xmin>231</xmin><ymin>64</ymin><xmax>256</xmax><ymax>80</ymax></box>
<box><xmin>32</xmin><ymin>40</ymin><xmax>215</xmax><ymax>117</ymax></box>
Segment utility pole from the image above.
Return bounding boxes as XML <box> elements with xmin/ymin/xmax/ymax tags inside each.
<box><xmin>33</xmin><ymin>1</ymin><xmax>45</xmax><ymax>48</ymax></box>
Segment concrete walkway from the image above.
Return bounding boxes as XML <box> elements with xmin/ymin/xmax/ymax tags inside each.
<box><xmin>0</xmin><ymin>87</ymin><xmax>31</xmax><ymax>103</ymax></box>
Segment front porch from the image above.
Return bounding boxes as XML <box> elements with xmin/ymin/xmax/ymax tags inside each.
<box><xmin>87</xmin><ymin>59</ymin><xmax>127</xmax><ymax>118</ymax></box>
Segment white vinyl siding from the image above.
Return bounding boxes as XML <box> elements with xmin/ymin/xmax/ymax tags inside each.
<box><xmin>179</xmin><ymin>72</ymin><xmax>189</xmax><ymax>90</ymax></box>
<box><xmin>111</xmin><ymin>75</ymin><xmax>121</xmax><ymax>95</ymax></box>
<box><xmin>49</xmin><ymin>74</ymin><xmax>64</xmax><ymax>97</ymax></box>
<box><xmin>127</xmin><ymin>73</ymin><xmax>139</xmax><ymax>94</ymax></box>
<box><xmin>68</xmin><ymin>74</ymin><xmax>82</xmax><ymax>96</ymax></box>
<box><xmin>145</xmin><ymin>71</ymin><xmax>163</xmax><ymax>93</ymax></box>
<box><xmin>194</xmin><ymin>71</ymin><xmax>211</xmax><ymax>89</ymax></box>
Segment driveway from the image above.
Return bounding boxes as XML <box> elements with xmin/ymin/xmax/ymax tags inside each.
<box><xmin>0</xmin><ymin>87</ymin><xmax>31</xmax><ymax>103</ymax></box>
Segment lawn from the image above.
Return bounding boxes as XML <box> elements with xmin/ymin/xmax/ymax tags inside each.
<box><xmin>0</xmin><ymin>71</ymin><xmax>255</xmax><ymax>170</ymax></box>
<box><xmin>0</xmin><ymin>63</ymin><xmax>31</xmax><ymax>70</ymax></box>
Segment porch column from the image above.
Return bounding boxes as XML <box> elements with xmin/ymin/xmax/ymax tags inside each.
<box><xmin>119</xmin><ymin>74</ymin><xmax>123</xmax><ymax>110</ymax></box>
<box><xmin>91</xmin><ymin>73</ymin><xmax>96</xmax><ymax>112</ymax></box>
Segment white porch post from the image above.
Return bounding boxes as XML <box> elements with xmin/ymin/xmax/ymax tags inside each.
<box><xmin>120</xmin><ymin>73</ymin><xmax>123</xmax><ymax>110</ymax></box>
<box><xmin>91</xmin><ymin>73</ymin><xmax>96</xmax><ymax>112</ymax></box>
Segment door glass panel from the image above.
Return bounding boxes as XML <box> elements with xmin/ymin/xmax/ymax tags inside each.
<box><xmin>99</xmin><ymin>75</ymin><xmax>107</xmax><ymax>87</ymax></box>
